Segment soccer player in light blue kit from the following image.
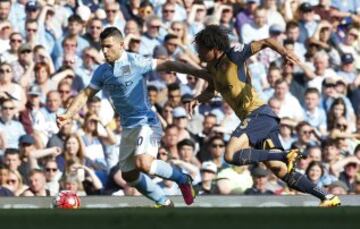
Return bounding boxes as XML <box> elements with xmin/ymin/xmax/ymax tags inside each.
<box><xmin>57</xmin><ymin>27</ymin><xmax>204</xmax><ymax>207</ymax></box>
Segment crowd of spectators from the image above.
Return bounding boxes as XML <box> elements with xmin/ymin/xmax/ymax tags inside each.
<box><xmin>0</xmin><ymin>0</ymin><xmax>360</xmax><ymax>197</ymax></box>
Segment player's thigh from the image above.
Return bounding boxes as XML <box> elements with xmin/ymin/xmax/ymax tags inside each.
<box><xmin>232</xmin><ymin>113</ymin><xmax>279</xmax><ymax>148</ymax></box>
<box><xmin>118</xmin><ymin>127</ymin><xmax>142</xmax><ymax>173</ymax></box>
<box><xmin>133</xmin><ymin>125</ymin><xmax>162</xmax><ymax>171</ymax></box>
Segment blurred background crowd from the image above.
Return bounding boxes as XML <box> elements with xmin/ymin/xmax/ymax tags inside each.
<box><xmin>0</xmin><ymin>0</ymin><xmax>359</xmax><ymax>197</ymax></box>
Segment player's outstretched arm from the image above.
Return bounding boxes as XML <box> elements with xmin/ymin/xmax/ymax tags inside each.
<box><xmin>155</xmin><ymin>59</ymin><xmax>212</xmax><ymax>81</ymax></box>
<box><xmin>185</xmin><ymin>83</ymin><xmax>215</xmax><ymax>118</ymax></box>
<box><xmin>56</xmin><ymin>86</ymin><xmax>98</xmax><ymax>128</ymax></box>
<box><xmin>250</xmin><ymin>38</ymin><xmax>301</xmax><ymax>65</ymax></box>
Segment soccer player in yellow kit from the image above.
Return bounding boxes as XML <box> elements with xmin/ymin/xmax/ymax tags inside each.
<box><xmin>186</xmin><ymin>25</ymin><xmax>340</xmax><ymax>207</ymax></box>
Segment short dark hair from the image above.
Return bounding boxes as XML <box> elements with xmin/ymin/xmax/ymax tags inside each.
<box><xmin>165</xmin><ymin>124</ymin><xmax>177</xmax><ymax>132</ymax></box>
<box><xmin>100</xmin><ymin>27</ymin><xmax>123</xmax><ymax>41</ymax></box>
<box><xmin>167</xmin><ymin>83</ymin><xmax>180</xmax><ymax>92</ymax></box>
<box><xmin>4</xmin><ymin>148</ymin><xmax>20</xmax><ymax>157</ymax></box>
<box><xmin>177</xmin><ymin>138</ymin><xmax>195</xmax><ymax>150</ymax></box>
<box><xmin>305</xmin><ymin>87</ymin><xmax>320</xmax><ymax>96</ymax></box>
<box><xmin>147</xmin><ymin>85</ymin><xmax>158</xmax><ymax>93</ymax></box>
<box><xmin>164</xmin><ymin>34</ymin><xmax>178</xmax><ymax>43</ymax></box>
<box><xmin>286</xmin><ymin>20</ymin><xmax>299</xmax><ymax>31</ymax></box>
<box><xmin>194</xmin><ymin>25</ymin><xmax>230</xmax><ymax>52</ymax></box>
<box><xmin>295</xmin><ymin>121</ymin><xmax>311</xmax><ymax>132</ymax></box>
<box><xmin>205</xmin><ymin>113</ymin><xmax>217</xmax><ymax>120</ymax></box>
<box><xmin>68</xmin><ymin>14</ymin><xmax>83</xmax><ymax>24</ymax></box>
<box><xmin>283</xmin><ymin>39</ymin><xmax>295</xmax><ymax>46</ymax></box>
<box><xmin>321</xmin><ymin>139</ymin><xmax>337</xmax><ymax>149</ymax></box>
<box><xmin>28</xmin><ymin>168</ymin><xmax>45</xmax><ymax>178</ymax></box>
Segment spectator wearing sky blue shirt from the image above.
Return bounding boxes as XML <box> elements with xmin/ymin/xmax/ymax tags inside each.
<box><xmin>57</xmin><ymin>27</ymin><xmax>210</xmax><ymax>207</ymax></box>
<box><xmin>139</xmin><ymin>16</ymin><xmax>162</xmax><ymax>57</ymax></box>
<box><xmin>303</xmin><ymin>88</ymin><xmax>327</xmax><ymax>135</ymax></box>
<box><xmin>0</xmin><ymin>99</ymin><xmax>25</xmax><ymax>149</ymax></box>
<box><xmin>297</xmin><ymin>2</ymin><xmax>319</xmax><ymax>44</ymax></box>
<box><xmin>337</xmin><ymin>53</ymin><xmax>357</xmax><ymax>84</ymax></box>
<box><xmin>52</xmin><ymin>14</ymin><xmax>90</xmax><ymax>65</ymax></box>
<box><xmin>331</xmin><ymin>0</ymin><xmax>360</xmax><ymax>14</ymax></box>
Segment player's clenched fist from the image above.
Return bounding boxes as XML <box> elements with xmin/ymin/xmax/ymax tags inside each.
<box><xmin>56</xmin><ymin>114</ymin><xmax>71</xmax><ymax>128</ymax></box>
<box><xmin>184</xmin><ymin>99</ymin><xmax>199</xmax><ymax>119</ymax></box>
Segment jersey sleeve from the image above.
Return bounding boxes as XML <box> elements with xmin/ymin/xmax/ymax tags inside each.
<box><xmin>226</xmin><ymin>43</ymin><xmax>253</xmax><ymax>66</ymax></box>
<box><xmin>132</xmin><ymin>53</ymin><xmax>157</xmax><ymax>75</ymax></box>
<box><xmin>89</xmin><ymin>65</ymin><xmax>106</xmax><ymax>90</ymax></box>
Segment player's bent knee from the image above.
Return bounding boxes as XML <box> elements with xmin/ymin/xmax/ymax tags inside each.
<box><xmin>224</xmin><ymin>148</ymin><xmax>236</xmax><ymax>164</ymax></box>
<box><xmin>135</xmin><ymin>156</ymin><xmax>153</xmax><ymax>173</ymax></box>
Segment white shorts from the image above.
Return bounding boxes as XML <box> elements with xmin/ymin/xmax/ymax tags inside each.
<box><xmin>119</xmin><ymin>125</ymin><xmax>162</xmax><ymax>172</ymax></box>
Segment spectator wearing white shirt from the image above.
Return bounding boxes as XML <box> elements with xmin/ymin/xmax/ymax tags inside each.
<box><xmin>241</xmin><ymin>7</ymin><xmax>269</xmax><ymax>44</ymax></box>
<box><xmin>308</xmin><ymin>51</ymin><xmax>337</xmax><ymax>92</ymax></box>
<box><xmin>285</xmin><ymin>21</ymin><xmax>306</xmax><ymax>62</ymax></box>
<box><xmin>263</xmin><ymin>0</ymin><xmax>286</xmax><ymax>29</ymax></box>
<box><xmin>38</xmin><ymin>90</ymin><xmax>64</xmax><ymax>145</ymax></box>
<box><xmin>273</xmin><ymin>78</ymin><xmax>304</xmax><ymax>122</ymax></box>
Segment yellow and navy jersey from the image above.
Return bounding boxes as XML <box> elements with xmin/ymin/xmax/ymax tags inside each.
<box><xmin>206</xmin><ymin>43</ymin><xmax>265</xmax><ymax>120</ymax></box>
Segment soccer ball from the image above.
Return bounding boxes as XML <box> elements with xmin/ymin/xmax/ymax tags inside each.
<box><xmin>53</xmin><ymin>190</ymin><xmax>81</xmax><ymax>209</ymax></box>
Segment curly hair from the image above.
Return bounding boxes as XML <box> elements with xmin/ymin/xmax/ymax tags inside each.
<box><xmin>194</xmin><ymin>25</ymin><xmax>230</xmax><ymax>51</ymax></box>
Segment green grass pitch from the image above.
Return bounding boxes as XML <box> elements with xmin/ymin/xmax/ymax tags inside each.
<box><xmin>0</xmin><ymin>207</ymin><xmax>359</xmax><ymax>229</ymax></box>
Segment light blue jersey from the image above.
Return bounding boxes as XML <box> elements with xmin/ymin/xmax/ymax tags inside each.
<box><xmin>89</xmin><ymin>52</ymin><xmax>159</xmax><ymax>128</ymax></box>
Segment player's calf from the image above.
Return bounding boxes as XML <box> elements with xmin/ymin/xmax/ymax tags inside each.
<box><xmin>228</xmin><ymin>148</ymin><xmax>288</xmax><ymax>166</ymax></box>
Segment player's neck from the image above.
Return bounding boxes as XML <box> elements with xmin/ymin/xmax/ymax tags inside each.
<box><xmin>211</xmin><ymin>50</ymin><xmax>225</xmax><ymax>67</ymax></box>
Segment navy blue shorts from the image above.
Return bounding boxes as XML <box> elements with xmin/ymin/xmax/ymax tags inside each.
<box><xmin>231</xmin><ymin>105</ymin><xmax>283</xmax><ymax>150</ymax></box>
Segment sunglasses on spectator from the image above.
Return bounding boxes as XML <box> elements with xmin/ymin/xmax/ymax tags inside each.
<box><xmin>59</xmin><ymin>89</ymin><xmax>71</xmax><ymax>94</ymax></box>
<box><xmin>336</xmin><ymin>124</ymin><xmax>347</xmax><ymax>129</ymax></box>
<box><xmin>106</xmin><ymin>9</ymin><xmax>117</xmax><ymax>14</ymax></box>
<box><xmin>139</xmin><ymin>8</ymin><xmax>153</xmax><ymax>15</ymax></box>
<box><xmin>0</xmin><ymin>68</ymin><xmax>11</xmax><ymax>73</ymax></box>
<box><xmin>26</xmin><ymin>28</ymin><xmax>37</xmax><ymax>32</ymax></box>
<box><xmin>163</xmin><ymin>9</ymin><xmax>175</xmax><ymax>13</ymax></box>
<box><xmin>21</xmin><ymin>50</ymin><xmax>32</xmax><ymax>54</ymax></box>
<box><xmin>10</xmin><ymin>39</ymin><xmax>22</xmax><ymax>43</ymax></box>
<box><xmin>2</xmin><ymin>106</ymin><xmax>15</xmax><ymax>110</ymax></box>
<box><xmin>46</xmin><ymin>168</ymin><xmax>57</xmax><ymax>172</ymax></box>
<box><xmin>211</xmin><ymin>144</ymin><xmax>225</xmax><ymax>148</ymax></box>
<box><xmin>150</xmin><ymin>25</ymin><xmax>160</xmax><ymax>29</ymax></box>
<box><xmin>90</xmin><ymin>25</ymin><xmax>101</xmax><ymax>30</ymax></box>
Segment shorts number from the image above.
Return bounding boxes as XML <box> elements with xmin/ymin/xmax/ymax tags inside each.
<box><xmin>137</xmin><ymin>136</ymin><xmax>143</xmax><ymax>146</ymax></box>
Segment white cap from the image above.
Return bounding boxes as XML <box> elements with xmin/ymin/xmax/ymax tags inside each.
<box><xmin>201</xmin><ymin>161</ymin><xmax>217</xmax><ymax>174</ymax></box>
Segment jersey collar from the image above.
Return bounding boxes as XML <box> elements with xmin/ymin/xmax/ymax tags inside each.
<box><xmin>115</xmin><ymin>51</ymin><xmax>129</xmax><ymax>64</ymax></box>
